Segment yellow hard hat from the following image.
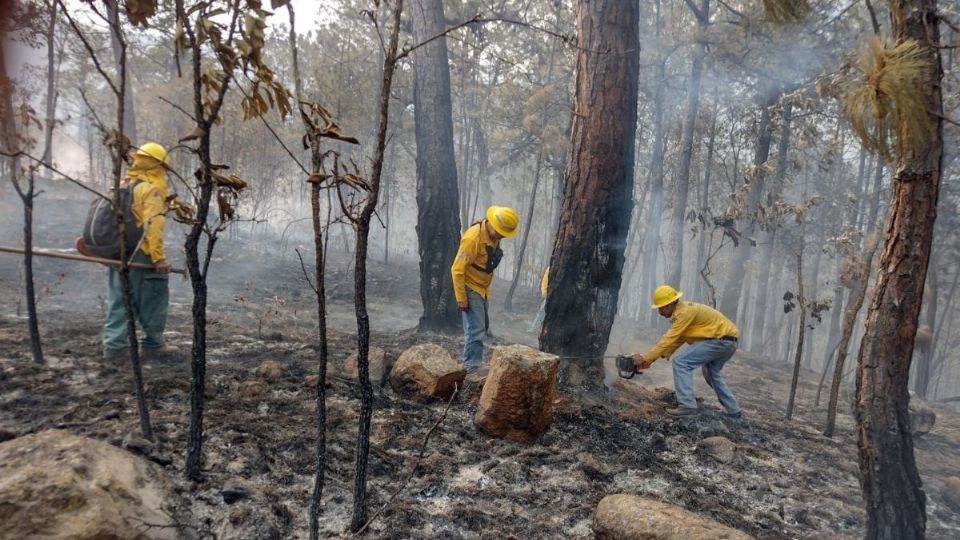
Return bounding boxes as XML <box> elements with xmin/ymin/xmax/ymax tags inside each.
<box><xmin>135</xmin><ymin>142</ymin><xmax>169</xmax><ymax>165</ymax></box>
<box><xmin>486</xmin><ymin>205</ymin><xmax>519</xmax><ymax>238</ymax></box>
<box><xmin>651</xmin><ymin>284</ymin><xmax>683</xmax><ymax>309</ymax></box>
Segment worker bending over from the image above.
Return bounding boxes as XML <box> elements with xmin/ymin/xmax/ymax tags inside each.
<box><xmin>632</xmin><ymin>285</ymin><xmax>742</xmax><ymax>418</ymax></box>
<box><xmin>450</xmin><ymin>205</ymin><xmax>519</xmax><ymax>373</ymax></box>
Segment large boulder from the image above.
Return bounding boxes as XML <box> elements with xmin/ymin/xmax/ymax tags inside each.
<box><xmin>593</xmin><ymin>494</ymin><xmax>754</xmax><ymax>540</ymax></box>
<box><xmin>389</xmin><ymin>344</ymin><xmax>465</xmax><ymax>400</ymax></box>
<box><xmin>908</xmin><ymin>397</ymin><xmax>936</xmax><ymax>436</ymax></box>
<box><xmin>0</xmin><ymin>430</ymin><xmax>178</xmax><ymax>540</ymax></box>
<box><xmin>344</xmin><ymin>346</ymin><xmax>391</xmax><ymax>386</ymax></box>
<box><xmin>474</xmin><ymin>344</ymin><xmax>559</xmax><ymax>443</ymax></box>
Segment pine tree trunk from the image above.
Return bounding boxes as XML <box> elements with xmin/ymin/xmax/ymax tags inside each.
<box><xmin>540</xmin><ymin>0</ymin><xmax>639</xmax><ymax>390</ymax></box>
<box><xmin>104</xmin><ymin>0</ymin><xmax>137</xmax><ymax>145</ymax></box>
<box><xmin>665</xmin><ymin>0</ymin><xmax>709</xmax><ymax>288</ymax></box>
<box><xmin>411</xmin><ymin>0</ymin><xmax>462</xmax><ymax>333</ymax></box>
<box><xmin>913</xmin><ymin>260</ymin><xmax>936</xmax><ymax>398</ymax></box>
<box><xmin>853</xmin><ymin>2</ymin><xmax>940</xmax><ymax>536</ymax></box>
<box><xmin>41</xmin><ymin>0</ymin><xmax>57</xmax><ymax>165</ymax></box>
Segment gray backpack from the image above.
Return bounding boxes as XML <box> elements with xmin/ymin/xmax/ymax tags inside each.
<box><xmin>82</xmin><ymin>180</ymin><xmax>144</xmax><ymax>260</ymax></box>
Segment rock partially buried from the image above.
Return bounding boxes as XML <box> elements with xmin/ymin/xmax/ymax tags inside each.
<box><xmin>697</xmin><ymin>436</ymin><xmax>738</xmax><ymax>464</ymax></box>
<box><xmin>390</xmin><ymin>343</ymin><xmax>465</xmax><ymax>400</ymax></box>
<box><xmin>345</xmin><ymin>346</ymin><xmax>391</xmax><ymax>386</ymax></box>
<box><xmin>474</xmin><ymin>344</ymin><xmax>559</xmax><ymax>443</ymax></box>
<box><xmin>593</xmin><ymin>494</ymin><xmax>754</xmax><ymax>540</ymax></box>
<box><xmin>0</xmin><ymin>430</ymin><xmax>178</xmax><ymax>540</ymax></box>
<box><xmin>239</xmin><ymin>380</ymin><xmax>267</xmax><ymax>398</ymax></box>
<box><xmin>255</xmin><ymin>360</ymin><xmax>284</xmax><ymax>382</ymax></box>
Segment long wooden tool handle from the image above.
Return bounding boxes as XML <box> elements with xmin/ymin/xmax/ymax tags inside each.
<box><xmin>0</xmin><ymin>245</ymin><xmax>187</xmax><ymax>275</ymax></box>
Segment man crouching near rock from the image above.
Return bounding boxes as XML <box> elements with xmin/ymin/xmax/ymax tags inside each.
<box><xmin>630</xmin><ymin>285</ymin><xmax>742</xmax><ymax>418</ymax></box>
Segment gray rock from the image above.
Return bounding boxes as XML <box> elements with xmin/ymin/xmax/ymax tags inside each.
<box><xmin>697</xmin><ymin>436</ymin><xmax>738</xmax><ymax>464</ymax></box>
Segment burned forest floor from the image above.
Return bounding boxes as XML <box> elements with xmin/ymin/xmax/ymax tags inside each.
<box><xmin>1</xmin><ymin>190</ymin><xmax>959</xmax><ymax>539</ymax></box>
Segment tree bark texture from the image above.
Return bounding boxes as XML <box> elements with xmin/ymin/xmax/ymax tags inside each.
<box><xmin>104</xmin><ymin>0</ymin><xmax>137</xmax><ymax>145</ymax></box>
<box><xmin>411</xmin><ymin>0</ymin><xmax>462</xmax><ymax>332</ymax></box>
<box><xmin>665</xmin><ymin>0</ymin><xmax>709</xmax><ymax>288</ymax></box>
<box><xmin>540</xmin><ymin>0</ymin><xmax>639</xmax><ymax>388</ymax></box>
<box><xmin>854</xmin><ymin>2</ymin><xmax>941</xmax><ymax>537</ymax></box>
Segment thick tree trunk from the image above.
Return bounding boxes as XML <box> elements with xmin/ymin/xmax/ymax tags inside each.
<box><xmin>540</xmin><ymin>0</ymin><xmax>639</xmax><ymax>389</ymax></box>
<box><xmin>411</xmin><ymin>0</ymin><xmax>462</xmax><ymax>332</ymax></box>
<box><xmin>853</xmin><ymin>2</ymin><xmax>940</xmax><ymax>536</ymax></box>
<box><xmin>665</xmin><ymin>0</ymin><xmax>709</xmax><ymax>288</ymax></box>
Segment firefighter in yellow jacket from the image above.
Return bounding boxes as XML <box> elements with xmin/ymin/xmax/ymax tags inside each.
<box><xmin>631</xmin><ymin>285</ymin><xmax>742</xmax><ymax>418</ymax></box>
<box><xmin>102</xmin><ymin>142</ymin><xmax>175</xmax><ymax>360</ymax></box>
<box><xmin>450</xmin><ymin>206</ymin><xmax>519</xmax><ymax>373</ymax></box>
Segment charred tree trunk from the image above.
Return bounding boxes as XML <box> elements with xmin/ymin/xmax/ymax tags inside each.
<box><xmin>913</xmin><ymin>260</ymin><xmax>936</xmax><ymax>399</ymax></box>
<box><xmin>694</xmin><ymin>90</ymin><xmax>719</xmax><ymax>300</ymax></box>
<box><xmin>540</xmin><ymin>0</ymin><xmax>639</xmax><ymax>389</ymax></box>
<box><xmin>665</xmin><ymin>0</ymin><xmax>709</xmax><ymax>288</ymax></box>
<box><xmin>1</xmin><ymin>33</ymin><xmax>44</xmax><ymax>365</ymax></box>
<box><xmin>786</xmin><ymin>249</ymin><xmax>806</xmax><ymax>420</ymax></box>
<box><xmin>411</xmin><ymin>0</ymin><xmax>462</xmax><ymax>332</ymax></box>
<box><xmin>349</xmin><ymin>2</ymin><xmax>402</xmax><ymax>531</ymax></box>
<box><xmin>853</xmin><ymin>2</ymin><xmax>941</xmax><ymax>536</ymax></box>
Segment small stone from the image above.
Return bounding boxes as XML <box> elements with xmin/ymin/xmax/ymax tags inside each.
<box><xmin>578</xmin><ymin>452</ymin><xmax>610</xmax><ymax>480</ymax></box>
<box><xmin>255</xmin><ymin>360</ymin><xmax>284</xmax><ymax>382</ymax></box>
<box><xmin>121</xmin><ymin>432</ymin><xmax>155</xmax><ymax>456</ymax></box>
<box><xmin>221</xmin><ymin>480</ymin><xmax>253</xmax><ymax>504</ymax></box>
<box><xmin>304</xmin><ymin>375</ymin><xmax>319</xmax><ymax>387</ymax></box>
<box><xmin>942</xmin><ymin>476</ymin><xmax>960</xmax><ymax>512</ymax></box>
<box><xmin>239</xmin><ymin>380</ymin><xmax>267</xmax><ymax>398</ymax></box>
<box><xmin>344</xmin><ymin>347</ymin><xmax>391</xmax><ymax>386</ymax></box>
<box><xmin>648</xmin><ymin>432</ymin><xmax>668</xmax><ymax>453</ymax></box>
<box><xmin>697</xmin><ymin>436</ymin><xmax>737</xmax><ymax>464</ymax></box>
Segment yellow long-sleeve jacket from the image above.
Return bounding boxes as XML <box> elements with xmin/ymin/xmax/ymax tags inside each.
<box><xmin>124</xmin><ymin>163</ymin><xmax>169</xmax><ymax>263</ymax></box>
<box><xmin>451</xmin><ymin>221</ymin><xmax>501</xmax><ymax>303</ymax></box>
<box><xmin>644</xmin><ymin>301</ymin><xmax>739</xmax><ymax>361</ymax></box>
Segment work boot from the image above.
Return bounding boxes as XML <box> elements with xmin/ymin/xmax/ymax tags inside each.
<box><xmin>724</xmin><ymin>410</ymin><xmax>743</xmax><ymax>419</ymax></box>
<box><xmin>142</xmin><ymin>345</ymin><xmax>181</xmax><ymax>363</ymax></box>
<box><xmin>665</xmin><ymin>407</ymin><xmax>699</xmax><ymax>417</ymax></box>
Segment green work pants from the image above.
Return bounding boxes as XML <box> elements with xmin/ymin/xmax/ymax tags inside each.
<box><xmin>103</xmin><ymin>252</ymin><xmax>169</xmax><ymax>352</ymax></box>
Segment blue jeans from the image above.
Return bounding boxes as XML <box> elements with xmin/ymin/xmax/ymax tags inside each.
<box><xmin>672</xmin><ymin>339</ymin><xmax>740</xmax><ymax>414</ymax></box>
<box><xmin>461</xmin><ymin>289</ymin><xmax>488</xmax><ymax>372</ymax></box>
<box><xmin>528</xmin><ymin>299</ymin><xmax>546</xmax><ymax>333</ymax></box>
<box><xmin>103</xmin><ymin>252</ymin><xmax>169</xmax><ymax>352</ymax></box>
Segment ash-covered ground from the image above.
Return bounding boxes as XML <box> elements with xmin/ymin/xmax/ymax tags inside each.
<box><xmin>1</xmin><ymin>183</ymin><xmax>958</xmax><ymax>539</ymax></box>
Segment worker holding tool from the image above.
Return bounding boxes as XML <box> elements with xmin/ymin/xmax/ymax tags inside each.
<box><xmin>631</xmin><ymin>285</ymin><xmax>742</xmax><ymax>418</ymax></box>
<box><xmin>81</xmin><ymin>142</ymin><xmax>176</xmax><ymax>361</ymax></box>
<box><xmin>451</xmin><ymin>205</ymin><xmax>519</xmax><ymax>374</ymax></box>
